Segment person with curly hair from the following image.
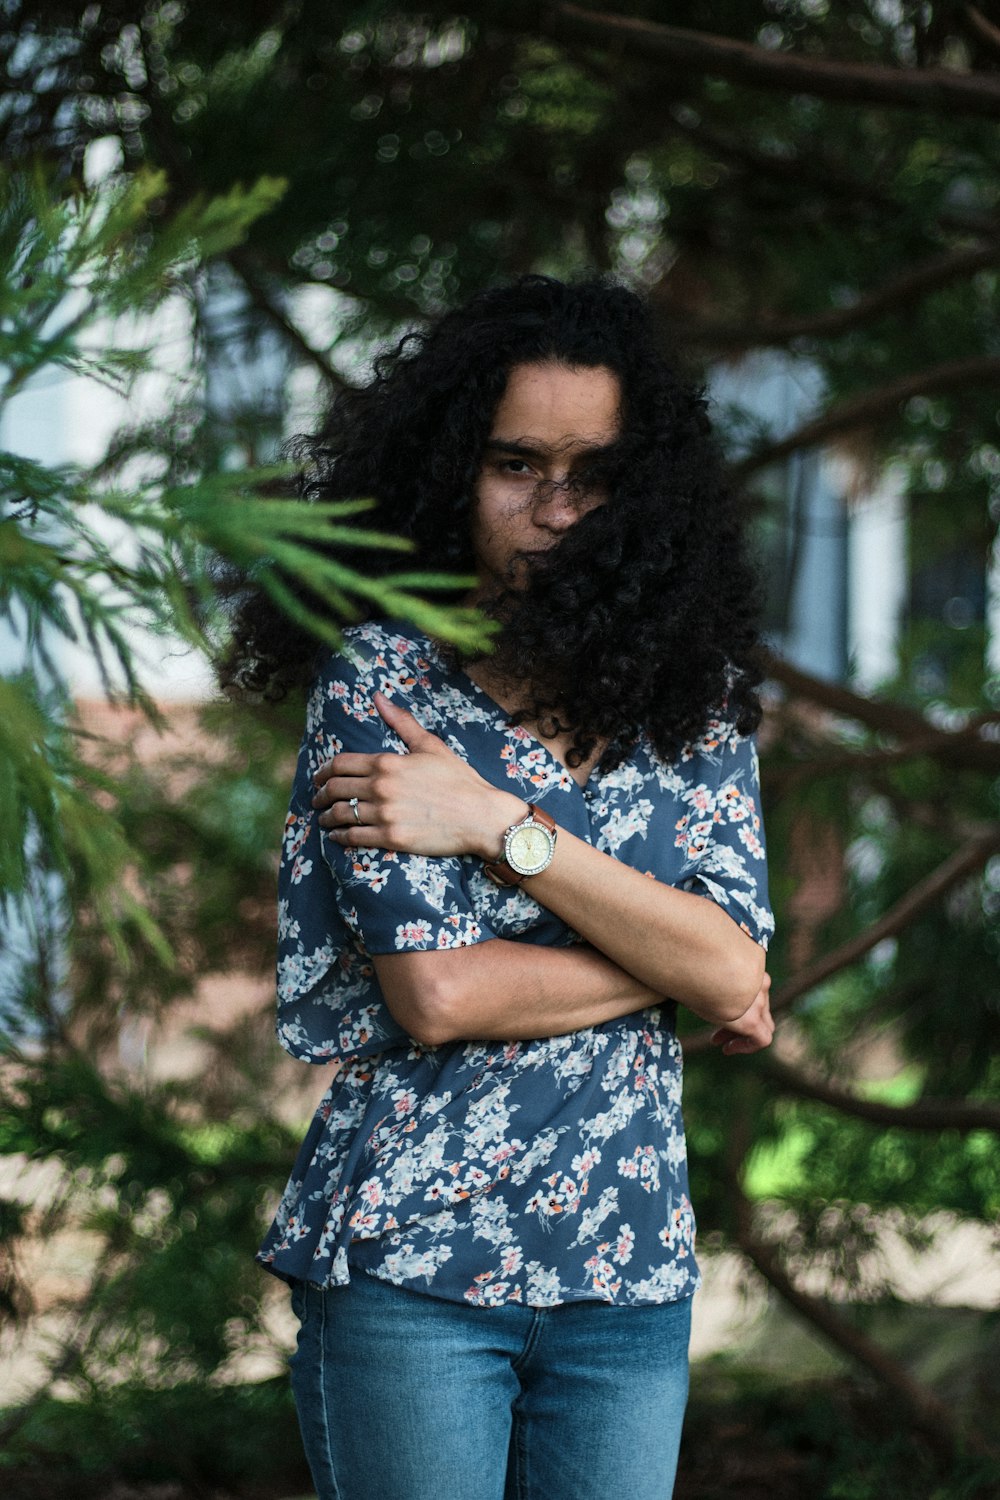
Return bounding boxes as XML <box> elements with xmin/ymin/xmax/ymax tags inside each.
<box><xmin>237</xmin><ymin>276</ymin><xmax>775</xmax><ymax>1500</ymax></box>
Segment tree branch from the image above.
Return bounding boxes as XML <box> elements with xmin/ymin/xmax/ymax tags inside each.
<box><xmin>760</xmin><ymin>1053</ymin><xmax>1000</xmax><ymax>1133</ymax></box>
<box><xmin>226</xmin><ymin>247</ymin><xmax>354</xmax><ymax>397</ymax></box>
<box><xmin>765</xmin><ymin>736</ymin><xmax>1000</xmax><ymax>789</ymax></box>
<box><xmin>772</xmin><ymin>828</ymin><xmax>1000</xmax><ymax>1012</ymax></box>
<box><xmin>761</xmin><ymin>651</ymin><xmax>1000</xmax><ymax>775</ymax></box>
<box><xmin>662</xmin><ymin>241</ymin><xmax>1000</xmax><ymax>350</ymax></box>
<box><xmin>731</xmin><ymin>355</ymin><xmax>1000</xmax><ymax>477</ymax></box>
<box><xmin>650</xmin><ymin>98</ymin><xmax>999</xmax><ymax>240</ymax></box>
<box><xmin>762</xmin><ymin>651</ymin><xmax>942</xmax><ymax>738</ymax></box>
<box><xmin>543</xmin><ymin>3</ymin><xmax>1000</xmax><ymax>119</ymax></box>
<box><xmin>964</xmin><ymin>5</ymin><xmax>1000</xmax><ymax>62</ymax></box>
<box><xmin>724</xmin><ymin>1115</ymin><xmax>990</xmax><ymax>1463</ymax></box>
<box><xmin>663</xmin><ymin>103</ymin><xmax>895</xmax><ymax>206</ymax></box>
<box><xmin>684</xmin><ymin>827</ymin><xmax>1000</xmax><ymax>1053</ymax></box>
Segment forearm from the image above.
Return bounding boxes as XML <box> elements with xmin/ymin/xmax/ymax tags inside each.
<box><xmin>528</xmin><ymin>826</ymin><xmax>764</xmax><ymax>1023</ymax></box>
<box><xmin>475</xmin><ymin>791</ymin><xmax>765</xmax><ymax>1025</ymax></box>
<box><xmin>372</xmin><ymin>938</ymin><xmax>662</xmax><ymax>1046</ymax></box>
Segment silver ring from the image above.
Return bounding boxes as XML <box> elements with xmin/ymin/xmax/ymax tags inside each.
<box><xmin>349</xmin><ymin>797</ymin><xmax>362</xmax><ymax>825</ymax></box>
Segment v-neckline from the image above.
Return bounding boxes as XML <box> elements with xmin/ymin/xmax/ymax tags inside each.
<box><xmin>420</xmin><ymin>634</ymin><xmax>604</xmax><ymax>795</ymax></box>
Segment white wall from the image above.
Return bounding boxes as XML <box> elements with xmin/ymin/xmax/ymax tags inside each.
<box><xmin>0</xmin><ymin>290</ymin><xmax>217</xmax><ymax>701</ymax></box>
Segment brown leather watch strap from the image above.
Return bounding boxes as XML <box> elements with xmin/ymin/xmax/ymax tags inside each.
<box><xmin>526</xmin><ymin>803</ymin><xmax>556</xmax><ymax>833</ymax></box>
<box><xmin>483</xmin><ymin>803</ymin><xmax>556</xmax><ymax>888</ymax></box>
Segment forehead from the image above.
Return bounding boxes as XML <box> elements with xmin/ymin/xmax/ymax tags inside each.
<box><xmin>489</xmin><ymin>361</ymin><xmax>621</xmax><ymax>448</ymax></box>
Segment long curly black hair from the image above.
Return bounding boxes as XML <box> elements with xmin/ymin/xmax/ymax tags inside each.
<box><xmin>218</xmin><ymin>275</ymin><xmax>765</xmax><ymax>772</ymax></box>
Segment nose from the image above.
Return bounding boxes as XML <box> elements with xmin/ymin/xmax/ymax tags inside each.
<box><xmin>531</xmin><ymin>474</ymin><xmax>581</xmax><ymax>531</ymax></box>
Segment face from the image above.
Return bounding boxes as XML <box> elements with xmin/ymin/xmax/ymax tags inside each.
<box><xmin>468</xmin><ymin>360</ymin><xmax>622</xmax><ymax>597</ymax></box>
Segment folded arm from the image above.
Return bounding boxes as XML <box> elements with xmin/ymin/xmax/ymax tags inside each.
<box><xmin>315</xmin><ymin>691</ymin><xmax>771</xmax><ymax>1051</ymax></box>
<box><xmin>373</xmin><ymin>939</ymin><xmax>661</xmax><ymax>1047</ymax></box>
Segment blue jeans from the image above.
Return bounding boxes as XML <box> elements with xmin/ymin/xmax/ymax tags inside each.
<box><xmin>289</xmin><ymin>1272</ymin><xmax>691</xmax><ymax>1500</ymax></box>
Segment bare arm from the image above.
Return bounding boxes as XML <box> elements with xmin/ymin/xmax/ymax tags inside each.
<box><xmin>373</xmin><ymin>939</ymin><xmax>662</xmax><ymax>1047</ymax></box>
<box><xmin>496</xmin><ymin>817</ymin><xmax>766</xmax><ymax>1021</ymax></box>
<box><xmin>317</xmin><ymin>692</ymin><xmax>772</xmax><ymax>1050</ymax></box>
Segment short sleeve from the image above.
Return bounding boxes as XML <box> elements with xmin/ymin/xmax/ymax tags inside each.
<box><xmin>275</xmin><ymin>633</ymin><xmax>498</xmax><ymax>1066</ymax></box>
<box><xmin>675</xmin><ymin>720</ymin><xmax>774</xmax><ymax>950</ymax></box>
<box><xmin>276</xmin><ymin>737</ymin><xmax>407</xmax><ymax>1065</ymax></box>
<box><xmin>314</xmin><ymin>636</ymin><xmax>499</xmax><ymax>957</ymax></box>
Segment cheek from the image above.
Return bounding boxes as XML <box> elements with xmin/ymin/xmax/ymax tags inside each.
<box><xmin>581</xmin><ymin>490</ymin><xmax>609</xmax><ymax>516</ymax></box>
<box><xmin>472</xmin><ymin>482</ymin><xmax>531</xmax><ymax>537</ymax></box>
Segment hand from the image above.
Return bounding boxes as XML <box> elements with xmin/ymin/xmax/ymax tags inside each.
<box><xmin>311</xmin><ymin>691</ymin><xmax>527</xmax><ymax>859</ymax></box>
<box><xmin>709</xmin><ymin>970</ymin><xmax>773</xmax><ymax>1056</ymax></box>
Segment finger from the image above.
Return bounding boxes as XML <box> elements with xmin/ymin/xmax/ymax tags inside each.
<box><xmin>318</xmin><ymin>797</ymin><xmax>374</xmax><ymax>830</ymax></box>
<box><xmin>313</xmin><ymin>775</ymin><xmax>372</xmax><ymax>812</ymax></box>
<box><xmin>374</xmin><ymin>691</ymin><xmax>445</xmax><ymax>752</ymax></box>
<box><xmin>312</xmin><ymin>758</ymin><xmax>337</xmax><ymax>787</ymax></box>
<box><xmin>715</xmin><ymin>1017</ymin><xmax>771</xmax><ymax>1054</ymax></box>
<box><xmin>726</xmin><ymin>1025</ymin><xmax>774</xmax><ymax>1055</ymax></box>
<box><xmin>722</xmin><ymin>1035</ymin><xmax>757</xmax><ymax>1056</ymax></box>
<box><xmin>326</xmin><ymin>822</ymin><xmax>393</xmax><ymax>849</ymax></box>
<box><xmin>313</xmin><ymin>753</ymin><xmax>382</xmax><ymax>784</ymax></box>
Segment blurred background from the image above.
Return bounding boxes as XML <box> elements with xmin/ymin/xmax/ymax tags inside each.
<box><xmin>1</xmin><ymin>4</ymin><xmax>999</xmax><ymax>1497</ymax></box>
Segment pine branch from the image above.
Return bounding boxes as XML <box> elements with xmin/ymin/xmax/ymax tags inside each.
<box><xmin>731</xmin><ymin>355</ymin><xmax>1000</xmax><ymax>477</ymax></box>
<box><xmin>541</xmin><ymin>3</ymin><xmax>1000</xmax><ymax>119</ymax></box>
<box><xmin>759</xmin><ymin>1053</ymin><xmax>1000</xmax><ymax>1133</ymax></box>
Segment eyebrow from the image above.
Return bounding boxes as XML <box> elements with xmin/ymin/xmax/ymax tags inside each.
<box><xmin>482</xmin><ymin>438</ymin><xmax>617</xmax><ymax>463</ymax></box>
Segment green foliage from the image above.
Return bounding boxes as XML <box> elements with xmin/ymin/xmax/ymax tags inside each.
<box><xmin>0</xmin><ymin>1379</ymin><xmax>309</xmax><ymax>1497</ymax></box>
<box><xmin>679</xmin><ymin>1360</ymin><xmax>998</xmax><ymax>1499</ymax></box>
<box><xmin>2</xmin><ymin>3</ymin><xmax>1000</xmax><ymax>1489</ymax></box>
<box><xmin>0</xmin><ymin>164</ymin><xmax>490</xmax><ymax>944</ymax></box>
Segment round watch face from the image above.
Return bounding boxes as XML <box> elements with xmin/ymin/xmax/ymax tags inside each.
<box><xmin>507</xmin><ymin>822</ymin><xmax>553</xmax><ymax>875</ymax></box>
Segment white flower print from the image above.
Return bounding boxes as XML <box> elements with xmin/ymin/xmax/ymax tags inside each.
<box><xmin>259</xmin><ymin>620</ymin><xmax>773</xmax><ymax>1308</ymax></box>
<box><xmin>600</xmin><ymin>761</ymin><xmax>645</xmax><ymax>796</ymax></box>
<box><xmin>276</xmin><ymin>899</ymin><xmax>300</xmax><ymax>943</ymax></box>
<box><xmin>596</xmin><ymin>799</ymin><xmax>655</xmax><ymax>855</ymax></box>
<box><xmin>738</xmin><ymin>822</ymin><xmax>766</xmax><ymax>860</ymax></box>
<box><xmin>400</xmin><ymin>855</ymin><xmax>450</xmax><ymax>912</ymax></box>
<box><xmin>613</xmin><ymin>1223</ymin><xmax>635</xmax><ymax>1266</ymax></box>
<box><xmin>395</xmin><ymin>918</ymin><xmax>434</xmax><ymax>949</ymax></box>
<box><xmin>570</xmin><ymin>1186</ymin><xmax>619</xmax><ymax>1246</ymax></box>
<box><xmin>524</xmin><ymin>1261</ymin><xmax>565</xmax><ymax>1304</ymax></box>
<box><xmin>381</xmin><ymin>1242</ymin><xmax>454</xmax><ymax>1284</ymax></box>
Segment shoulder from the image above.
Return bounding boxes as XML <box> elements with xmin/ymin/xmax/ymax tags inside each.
<box><xmin>306</xmin><ymin>620</ymin><xmax>452</xmax><ymax>739</ymax></box>
<box><xmin>316</xmin><ymin>619</ymin><xmax>436</xmax><ymax>693</ymax></box>
<box><xmin>342</xmin><ymin>619</ymin><xmax>432</xmax><ymax>672</ymax></box>
<box><xmin>644</xmin><ymin>709</ymin><xmax>756</xmax><ymax>791</ymax></box>
<box><xmin>684</xmin><ymin>709</ymin><xmax>747</xmax><ymax>761</ymax></box>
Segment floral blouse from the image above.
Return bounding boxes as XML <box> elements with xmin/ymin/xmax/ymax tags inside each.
<box><xmin>257</xmin><ymin>619</ymin><xmax>773</xmax><ymax>1307</ymax></box>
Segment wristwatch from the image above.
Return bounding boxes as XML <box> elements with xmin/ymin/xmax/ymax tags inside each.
<box><xmin>484</xmin><ymin>803</ymin><xmax>558</xmax><ymax>887</ymax></box>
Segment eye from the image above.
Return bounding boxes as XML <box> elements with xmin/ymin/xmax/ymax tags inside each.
<box><xmin>498</xmin><ymin>458</ymin><xmax>534</xmax><ymax>477</ymax></box>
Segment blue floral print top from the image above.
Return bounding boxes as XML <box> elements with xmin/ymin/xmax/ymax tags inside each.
<box><xmin>257</xmin><ymin>619</ymin><xmax>773</xmax><ymax>1307</ymax></box>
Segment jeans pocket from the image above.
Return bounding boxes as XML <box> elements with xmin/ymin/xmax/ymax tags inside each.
<box><xmin>290</xmin><ymin>1279</ymin><xmax>310</xmax><ymax>1330</ymax></box>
